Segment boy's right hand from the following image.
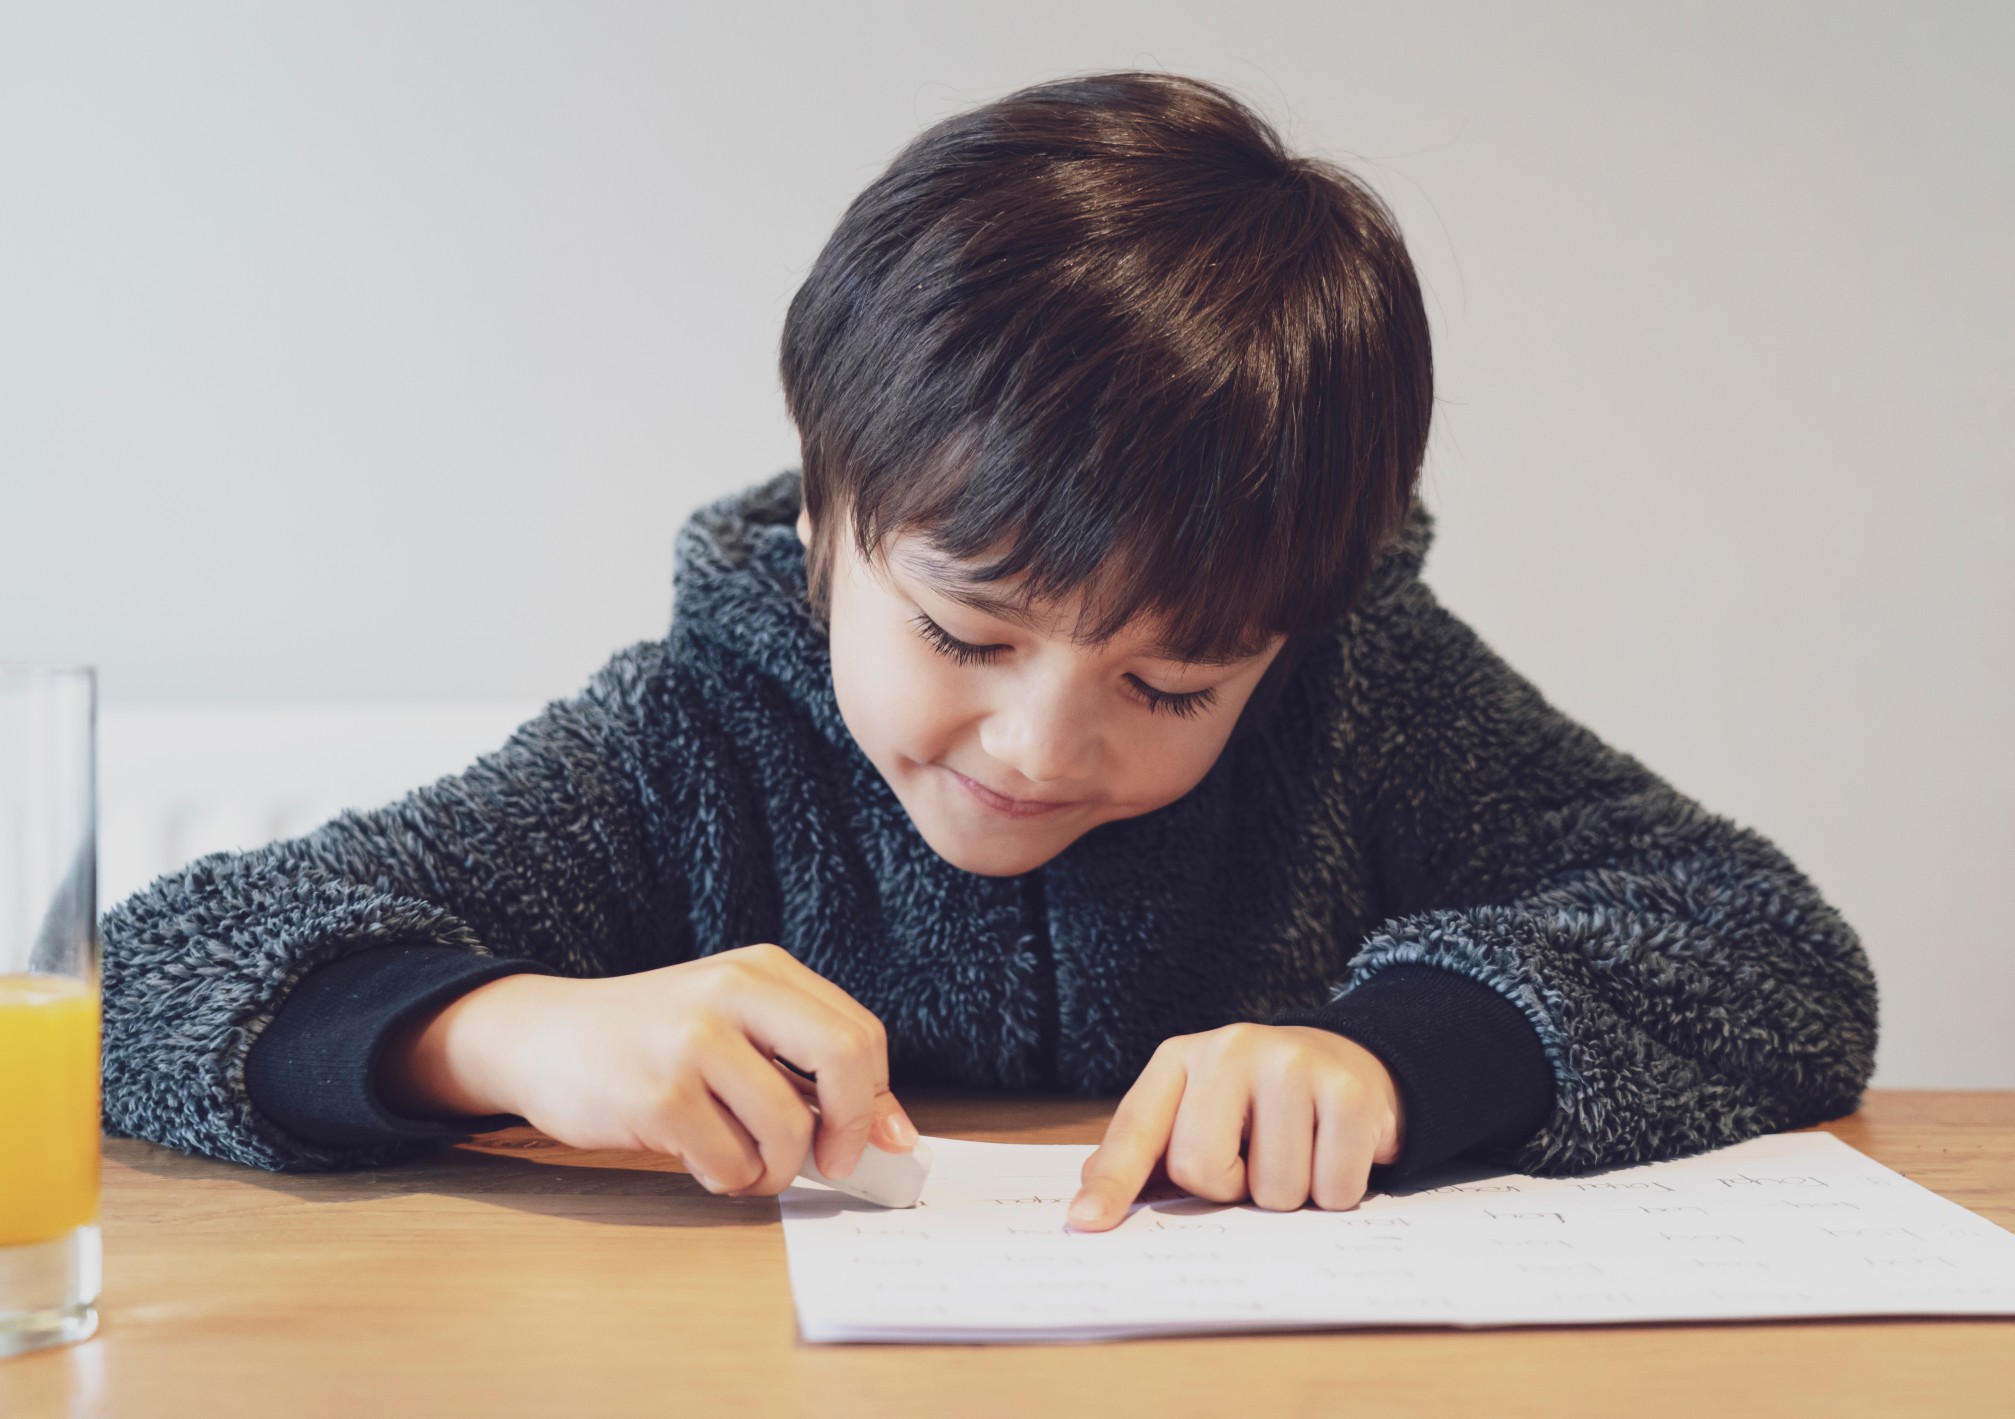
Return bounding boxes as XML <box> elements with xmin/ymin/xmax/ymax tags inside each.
<box><xmin>377</xmin><ymin>943</ymin><xmax>916</xmax><ymax>1197</ymax></box>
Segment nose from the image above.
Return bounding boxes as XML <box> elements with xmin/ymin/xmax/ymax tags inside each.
<box><xmin>977</xmin><ymin>676</ymin><xmax>1098</xmax><ymax>787</ymax></box>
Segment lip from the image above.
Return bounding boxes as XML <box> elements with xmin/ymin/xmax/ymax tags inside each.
<box><xmin>940</xmin><ymin>766</ymin><xmax>1078</xmax><ymax>819</ymax></box>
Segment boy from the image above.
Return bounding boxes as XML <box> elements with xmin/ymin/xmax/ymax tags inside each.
<box><xmin>100</xmin><ymin>71</ymin><xmax>1877</xmax><ymax>1230</ymax></box>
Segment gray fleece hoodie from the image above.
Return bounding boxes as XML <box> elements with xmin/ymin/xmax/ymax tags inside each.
<box><xmin>99</xmin><ymin>471</ymin><xmax>1879</xmax><ymax>1180</ymax></box>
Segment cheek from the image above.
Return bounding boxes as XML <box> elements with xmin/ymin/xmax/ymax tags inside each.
<box><xmin>1109</xmin><ymin>718</ymin><xmax>1239</xmax><ymax>806</ymax></box>
<box><xmin>1100</xmin><ymin>660</ymin><xmax>1274</xmax><ymax>810</ymax></box>
<box><xmin>827</xmin><ymin>588</ymin><xmax>968</xmax><ymax>767</ymax></box>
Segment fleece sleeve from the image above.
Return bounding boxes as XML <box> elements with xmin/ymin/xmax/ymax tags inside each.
<box><xmin>1300</xmin><ymin>576</ymin><xmax>1878</xmax><ymax>1179</ymax></box>
<box><xmin>99</xmin><ymin>640</ymin><xmax>697</xmax><ymax>1173</ymax></box>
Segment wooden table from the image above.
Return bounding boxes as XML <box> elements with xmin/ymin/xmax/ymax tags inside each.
<box><xmin>3</xmin><ymin>1091</ymin><xmax>2011</xmax><ymax>1418</ymax></box>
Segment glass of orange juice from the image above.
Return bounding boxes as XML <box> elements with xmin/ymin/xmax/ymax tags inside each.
<box><xmin>1</xmin><ymin>664</ymin><xmax>101</xmax><ymax>1357</ymax></box>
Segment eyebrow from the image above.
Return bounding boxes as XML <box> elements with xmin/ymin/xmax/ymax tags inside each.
<box><xmin>892</xmin><ymin>547</ymin><xmax>1261</xmax><ymax>668</ymax></box>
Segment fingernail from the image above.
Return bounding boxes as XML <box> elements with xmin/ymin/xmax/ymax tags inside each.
<box><xmin>692</xmin><ymin>1170</ymin><xmax>721</xmax><ymax>1194</ymax></box>
<box><xmin>887</xmin><ymin>1111</ymin><xmax>919</xmax><ymax>1149</ymax></box>
<box><xmin>1068</xmin><ymin>1195</ymin><xmax>1104</xmax><ymax>1227</ymax></box>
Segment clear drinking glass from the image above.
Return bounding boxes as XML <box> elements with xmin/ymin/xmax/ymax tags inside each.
<box><xmin>0</xmin><ymin>665</ymin><xmax>101</xmax><ymax>1357</ymax></box>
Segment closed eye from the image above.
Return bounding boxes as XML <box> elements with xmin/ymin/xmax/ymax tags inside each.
<box><xmin>1125</xmin><ymin>675</ymin><xmax>1217</xmax><ymax>719</ymax></box>
<box><xmin>914</xmin><ymin>610</ymin><xmax>1220</xmax><ymax>717</ymax></box>
<box><xmin>911</xmin><ymin>612</ymin><xmax>1007</xmax><ymax>666</ymax></box>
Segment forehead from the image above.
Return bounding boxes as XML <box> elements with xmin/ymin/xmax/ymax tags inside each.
<box><xmin>881</xmin><ymin>533</ymin><xmax>1263</xmax><ymax>667</ymax></box>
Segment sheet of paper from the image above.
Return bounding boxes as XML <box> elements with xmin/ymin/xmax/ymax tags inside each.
<box><xmin>779</xmin><ymin>1130</ymin><xmax>2015</xmax><ymax>1343</ymax></box>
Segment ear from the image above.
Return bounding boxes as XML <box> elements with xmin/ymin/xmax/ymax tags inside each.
<box><xmin>795</xmin><ymin>503</ymin><xmax>812</xmax><ymax>546</ymax></box>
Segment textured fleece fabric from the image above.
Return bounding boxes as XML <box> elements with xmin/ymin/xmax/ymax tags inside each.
<box><xmin>100</xmin><ymin>471</ymin><xmax>1879</xmax><ymax>1180</ymax></box>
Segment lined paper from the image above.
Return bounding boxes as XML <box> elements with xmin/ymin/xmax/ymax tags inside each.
<box><xmin>779</xmin><ymin>1131</ymin><xmax>2015</xmax><ymax>1343</ymax></box>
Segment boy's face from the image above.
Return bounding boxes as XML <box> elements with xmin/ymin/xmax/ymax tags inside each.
<box><xmin>805</xmin><ymin>507</ymin><xmax>1284</xmax><ymax>877</ymax></box>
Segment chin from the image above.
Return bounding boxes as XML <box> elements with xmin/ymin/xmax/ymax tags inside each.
<box><xmin>915</xmin><ymin>822</ymin><xmax>1069</xmax><ymax>878</ymax></box>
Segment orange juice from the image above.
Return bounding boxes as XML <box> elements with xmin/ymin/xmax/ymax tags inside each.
<box><xmin>0</xmin><ymin>973</ymin><xmax>100</xmax><ymax>1247</ymax></box>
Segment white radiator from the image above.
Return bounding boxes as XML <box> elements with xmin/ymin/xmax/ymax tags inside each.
<box><xmin>97</xmin><ymin>702</ymin><xmax>543</xmax><ymax>912</ymax></box>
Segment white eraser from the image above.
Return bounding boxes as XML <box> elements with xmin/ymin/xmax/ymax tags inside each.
<box><xmin>796</xmin><ymin>1137</ymin><xmax>934</xmax><ymax>1209</ymax></box>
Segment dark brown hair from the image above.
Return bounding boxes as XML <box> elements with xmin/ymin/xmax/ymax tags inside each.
<box><xmin>778</xmin><ymin>70</ymin><xmax>1432</xmax><ymax>662</ymax></box>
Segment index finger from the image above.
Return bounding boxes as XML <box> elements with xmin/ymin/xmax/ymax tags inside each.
<box><xmin>725</xmin><ymin>988</ymin><xmax>886</xmax><ymax>1180</ymax></box>
<box><xmin>1068</xmin><ymin>1046</ymin><xmax>1188</xmax><ymax>1232</ymax></box>
<box><xmin>774</xmin><ymin>1056</ymin><xmax>916</xmax><ymax>1157</ymax></box>
<box><xmin>756</xmin><ymin>949</ymin><xmax>916</xmax><ymax>1151</ymax></box>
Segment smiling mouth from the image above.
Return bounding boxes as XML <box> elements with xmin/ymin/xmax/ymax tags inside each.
<box><xmin>941</xmin><ymin>766</ymin><xmax>1078</xmax><ymax>818</ymax></box>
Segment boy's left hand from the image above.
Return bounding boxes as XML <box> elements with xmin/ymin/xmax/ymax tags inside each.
<box><xmin>1068</xmin><ymin>1024</ymin><xmax>1404</xmax><ymax>1231</ymax></box>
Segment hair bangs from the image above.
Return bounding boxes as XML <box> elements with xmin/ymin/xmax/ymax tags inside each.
<box><xmin>848</xmin><ymin>411</ymin><xmax>1352</xmax><ymax>665</ymax></box>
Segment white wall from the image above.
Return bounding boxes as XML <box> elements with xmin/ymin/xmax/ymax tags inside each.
<box><xmin>3</xmin><ymin>2</ymin><xmax>2008</xmax><ymax>1085</ymax></box>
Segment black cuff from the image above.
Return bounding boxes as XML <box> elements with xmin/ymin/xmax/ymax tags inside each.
<box><xmin>1269</xmin><ymin>962</ymin><xmax>1554</xmax><ymax>1185</ymax></box>
<box><xmin>244</xmin><ymin>945</ymin><xmax>556</xmax><ymax>1149</ymax></box>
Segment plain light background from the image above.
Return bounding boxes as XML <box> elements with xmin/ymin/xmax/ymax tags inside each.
<box><xmin>3</xmin><ymin>3</ymin><xmax>2009</xmax><ymax>1086</ymax></box>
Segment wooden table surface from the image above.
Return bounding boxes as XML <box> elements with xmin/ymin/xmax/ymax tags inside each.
<box><xmin>3</xmin><ymin>1090</ymin><xmax>2012</xmax><ymax>1419</ymax></box>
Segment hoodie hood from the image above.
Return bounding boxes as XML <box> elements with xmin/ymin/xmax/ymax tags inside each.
<box><xmin>667</xmin><ymin>469</ymin><xmax>850</xmax><ymax>746</ymax></box>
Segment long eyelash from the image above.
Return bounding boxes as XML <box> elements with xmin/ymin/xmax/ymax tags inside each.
<box><xmin>1127</xmin><ymin>676</ymin><xmax>1217</xmax><ymax>720</ymax></box>
<box><xmin>913</xmin><ymin>611</ymin><xmax>1214</xmax><ymax>716</ymax></box>
<box><xmin>911</xmin><ymin>612</ymin><xmax>1006</xmax><ymax>666</ymax></box>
